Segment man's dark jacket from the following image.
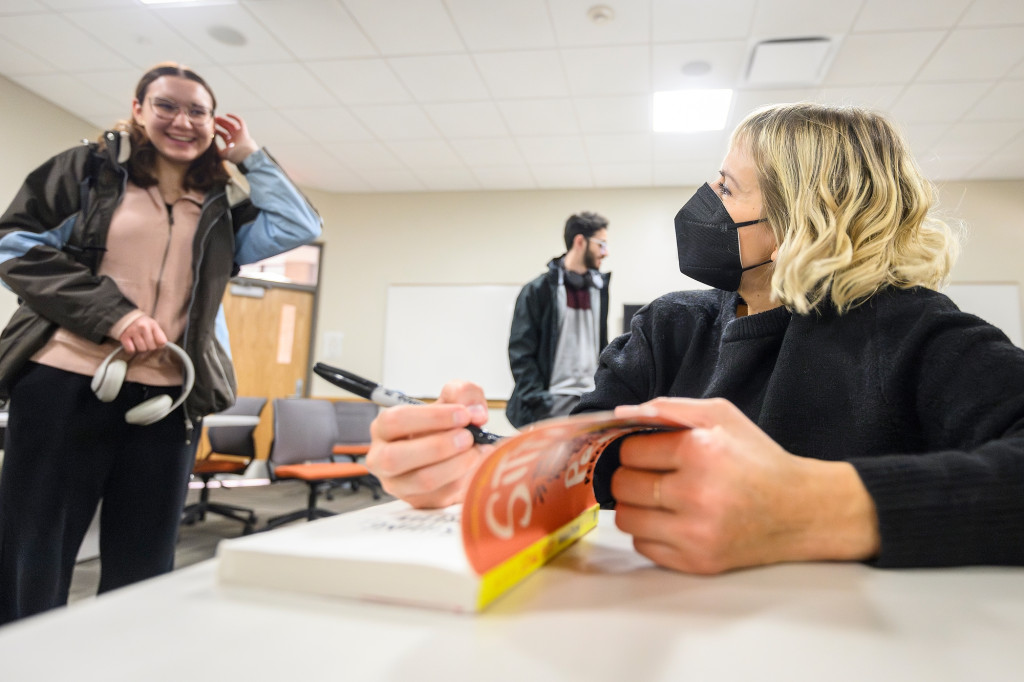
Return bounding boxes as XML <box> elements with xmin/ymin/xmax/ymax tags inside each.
<box><xmin>506</xmin><ymin>256</ymin><xmax>610</xmax><ymax>428</ymax></box>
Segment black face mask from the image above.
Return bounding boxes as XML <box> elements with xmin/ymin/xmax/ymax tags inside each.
<box><xmin>674</xmin><ymin>183</ymin><xmax>771</xmax><ymax>291</ymax></box>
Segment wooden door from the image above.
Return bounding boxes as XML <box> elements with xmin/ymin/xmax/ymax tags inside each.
<box><xmin>220</xmin><ymin>283</ymin><xmax>316</xmax><ymax>460</ymax></box>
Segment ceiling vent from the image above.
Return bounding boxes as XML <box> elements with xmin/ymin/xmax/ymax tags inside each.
<box><xmin>746</xmin><ymin>37</ymin><xmax>833</xmax><ymax>86</ymax></box>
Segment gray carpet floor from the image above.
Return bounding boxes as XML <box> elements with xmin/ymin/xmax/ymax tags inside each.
<box><xmin>68</xmin><ymin>478</ymin><xmax>391</xmax><ymax>604</ymax></box>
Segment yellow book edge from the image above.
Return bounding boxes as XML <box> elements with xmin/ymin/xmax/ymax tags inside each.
<box><xmin>475</xmin><ymin>503</ymin><xmax>601</xmax><ymax>611</ymax></box>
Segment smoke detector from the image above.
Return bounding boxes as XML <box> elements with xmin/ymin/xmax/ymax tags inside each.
<box><xmin>587</xmin><ymin>5</ymin><xmax>615</xmax><ymax>24</ymax></box>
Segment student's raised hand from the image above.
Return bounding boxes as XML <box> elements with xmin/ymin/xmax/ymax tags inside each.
<box><xmin>367</xmin><ymin>380</ymin><xmax>496</xmax><ymax>509</ymax></box>
<box><xmin>214</xmin><ymin>113</ymin><xmax>259</xmax><ymax>165</ymax></box>
<box><xmin>610</xmin><ymin>398</ymin><xmax>880</xmax><ymax>574</ymax></box>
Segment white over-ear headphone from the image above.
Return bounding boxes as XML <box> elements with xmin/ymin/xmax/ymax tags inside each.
<box><xmin>91</xmin><ymin>342</ymin><xmax>195</xmax><ymax>425</ymax></box>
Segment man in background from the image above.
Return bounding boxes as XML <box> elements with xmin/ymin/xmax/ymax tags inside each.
<box><xmin>506</xmin><ymin>212</ymin><xmax>610</xmax><ymax>429</ymax></box>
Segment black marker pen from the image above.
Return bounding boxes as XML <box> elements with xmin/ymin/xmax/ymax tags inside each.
<box><xmin>313</xmin><ymin>363</ymin><xmax>502</xmax><ymax>445</ymax></box>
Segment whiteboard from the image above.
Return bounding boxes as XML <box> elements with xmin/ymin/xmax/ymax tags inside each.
<box><xmin>945</xmin><ymin>283</ymin><xmax>1022</xmax><ymax>348</ymax></box>
<box><xmin>383</xmin><ymin>285</ymin><xmax>520</xmax><ymax>400</ymax></box>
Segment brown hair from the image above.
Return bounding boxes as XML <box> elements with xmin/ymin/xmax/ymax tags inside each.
<box><xmin>102</xmin><ymin>62</ymin><xmax>229</xmax><ymax>191</ymax></box>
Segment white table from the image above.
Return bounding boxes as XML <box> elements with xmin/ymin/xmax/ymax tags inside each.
<box><xmin>0</xmin><ymin>511</ymin><xmax>1022</xmax><ymax>681</ymax></box>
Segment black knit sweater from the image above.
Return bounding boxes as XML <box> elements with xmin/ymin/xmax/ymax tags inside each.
<box><xmin>580</xmin><ymin>286</ymin><xmax>1024</xmax><ymax>568</ymax></box>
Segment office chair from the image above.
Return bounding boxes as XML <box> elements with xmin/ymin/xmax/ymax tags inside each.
<box><xmin>181</xmin><ymin>396</ymin><xmax>267</xmax><ymax>535</ymax></box>
<box><xmin>325</xmin><ymin>400</ymin><xmax>383</xmax><ymax>500</ymax></box>
<box><xmin>264</xmin><ymin>398</ymin><xmax>380</xmax><ymax>531</ymax></box>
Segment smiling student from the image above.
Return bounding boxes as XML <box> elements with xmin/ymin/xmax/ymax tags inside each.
<box><xmin>365</xmin><ymin>102</ymin><xmax>1024</xmax><ymax>572</ymax></box>
<box><xmin>0</xmin><ymin>62</ymin><xmax>321</xmax><ymax>624</ymax></box>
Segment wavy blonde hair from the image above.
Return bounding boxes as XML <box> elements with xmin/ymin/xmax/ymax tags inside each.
<box><xmin>734</xmin><ymin>102</ymin><xmax>959</xmax><ymax>314</ymax></box>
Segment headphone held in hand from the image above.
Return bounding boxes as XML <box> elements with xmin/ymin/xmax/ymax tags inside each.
<box><xmin>91</xmin><ymin>342</ymin><xmax>195</xmax><ymax>425</ymax></box>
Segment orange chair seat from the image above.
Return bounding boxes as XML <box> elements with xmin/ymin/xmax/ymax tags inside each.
<box><xmin>192</xmin><ymin>459</ymin><xmax>249</xmax><ymax>476</ymax></box>
<box><xmin>274</xmin><ymin>462</ymin><xmax>370</xmax><ymax>481</ymax></box>
<box><xmin>332</xmin><ymin>444</ymin><xmax>370</xmax><ymax>456</ymax></box>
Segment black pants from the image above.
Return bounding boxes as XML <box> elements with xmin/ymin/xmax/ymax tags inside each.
<box><xmin>0</xmin><ymin>363</ymin><xmax>194</xmax><ymax>626</ymax></box>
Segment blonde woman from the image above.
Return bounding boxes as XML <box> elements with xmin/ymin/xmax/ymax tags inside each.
<box><xmin>365</xmin><ymin>102</ymin><xmax>1024</xmax><ymax>572</ymax></box>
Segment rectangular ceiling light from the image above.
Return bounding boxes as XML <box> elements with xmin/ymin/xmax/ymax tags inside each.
<box><xmin>746</xmin><ymin>38</ymin><xmax>833</xmax><ymax>86</ymax></box>
<box><xmin>652</xmin><ymin>89</ymin><xmax>733</xmax><ymax>133</ymax></box>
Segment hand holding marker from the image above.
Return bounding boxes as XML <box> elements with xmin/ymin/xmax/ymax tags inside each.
<box><xmin>312</xmin><ymin>363</ymin><xmax>502</xmax><ymax>445</ymax></box>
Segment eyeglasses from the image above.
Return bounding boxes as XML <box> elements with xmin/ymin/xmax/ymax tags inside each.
<box><xmin>148</xmin><ymin>96</ymin><xmax>213</xmax><ymax>125</ymax></box>
<box><xmin>589</xmin><ymin>238</ymin><xmax>608</xmax><ymax>253</ymax></box>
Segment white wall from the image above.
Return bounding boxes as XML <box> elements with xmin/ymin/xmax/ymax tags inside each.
<box><xmin>2</xmin><ymin>75</ymin><xmax>1023</xmax><ymax>411</ymax></box>
<box><xmin>0</xmin><ymin>75</ymin><xmax>100</xmax><ymax>326</ymax></box>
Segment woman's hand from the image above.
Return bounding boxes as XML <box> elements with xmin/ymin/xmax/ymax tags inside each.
<box><xmin>367</xmin><ymin>381</ymin><xmax>497</xmax><ymax>509</ymax></box>
<box><xmin>119</xmin><ymin>314</ymin><xmax>168</xmax><ymax>354</ymax></box>
<box><xmin>214</xmin><ymin>113</ymin><xmax>259</xmax><ymax>165</ymax></box>
<box><xmin>611</xmin><ymin>398</ymin><xmax>880</xmax><ymax>574</ymax></box>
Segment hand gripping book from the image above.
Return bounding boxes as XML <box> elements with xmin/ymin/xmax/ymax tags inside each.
<box><xmin>216</xmin><ymin>411</ymin><xmax>682</xmax><ymax>613</ymax></box>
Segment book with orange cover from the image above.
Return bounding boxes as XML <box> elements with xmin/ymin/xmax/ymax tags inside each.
<box><xmin>216</xmin><ymin>411</ymin><xmax>681</xmax><ymax>612</ymax></box>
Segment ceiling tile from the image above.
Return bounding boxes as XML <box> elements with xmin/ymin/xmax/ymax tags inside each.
<box><xmin>65</xmin><ymin>8</ymin><xmax>213</xmax><ymax>70</ymax></box>
<box><xmin>278</xmin><ymin>106</ymin><xmax>374</xmax><ymax>143</ymax></box>
<box><xmin>899</xmin><ymin>123</ymin><xmax>951</xmax><ymax>156</ymax></box>
<box><xmin>152</xmin><ymin>5</ymin><xmax>293</xmax><ymax>65</ymax></box>
<box><xmin>853</xmin><ymin>0</ymin><xmax>972</xmax><ymax>31</ymax></box>
<box><xmin>823</xmin><ymin>31</ymin><xmax>946</xmax><ymax>86</ymax></box>
<box><xmin>917</xmin><ymin>27</ymin><xmax>1024</xmax><ymax>82</ymax></box>
<box><xmin>959</xmin><ymin>0</ymin><xmax>1024</xmax><ymax>26</ymax></box>
<box><xmin>11</xmin><ymin>72</ymin><xmax>123</xmax><ymax>118</ymax></box>
<box><xmin>0</xmin><ymin>39</ymin><xmax>59</xmax><ymax>75</ymax></box>
<box><xmin>243</xmin><ymin>0</ymin><xmax>376</xmax><ymax>59</ymax></box>
<box><xmin>423</xmin><ymin>101</ymin><xmax>509</xmax><ymax>138</ymax></box>
<box><xmin>267</xmin><ymin>142</ymin><xmax>358</xmax><ymax>188</ymax></box>
<box><xmin>498</xmin><ymin>99</ymin><xmax>579</xmax><ymax>136</ymax></box>
<box><xmin>0</xmin><ymin>0</ymin><xmax>48</xmax><ymax>12</ymax></box>
<box><xmin>306</xmin><ymin>59</ymin><xmax>412</xmax><ymax>105</ymax></box>
<box><xmin>548</xmin><ymin>0</ymin><xmax>650</xmax><ymax>47</ymax></box>
<box><xmin>889</xmin><ymin>82</ymin><xmax>992</xmax><ymax>124</ymax></box>
<box><xmin>340</xmin><ymin>0</ymin><xmax>463</xmax><ymax>55</ymax></box>
<box><xmin>751</xmin><ymin>0</ymin><xmax>864</xmax><ymax>37</ymax></box>
<box><xmin>529</xmin><ymin>164</ymin><xmax>593</xmax><ymax>188</ymax></box>
<box><xmin>652</xmin><ymin>41</ymin><xmax>747</xmax><ymax>91</ymax></box>
<box><xmin>185</xmin><ymin>65</ymin><xmax>266</xmax><ymax>112</ymax></box>
<box><xmin>412</xmin><ymin>166</ymin><xmax>481</xmax><ymax>191</ymax></box>
<box><xmin>325</xmin><ymin>141</ymin><xmax>405</xmax><ymax>170</ymax></box>
<box><xmin>729</xmin><ymin>88</ymin><xmax>817</xmax><ymax>126</ymax></box>
<box><xmin>654</xmin><ymin>131</ymin><xmax>731</xmax><ymax>163</ymax></box>
<box><xmin>575</xmin><ymin>95</ymin><xmax>651</xmax><ymax>134</ymax></box>
<box><xmin>592</xmin><ymin>163</ymin><xmax>653</xmax><ymax>187</ymax></box>
<box><xmin>562</xmin><ymin>46</ymin><xmax>650</xmax><ymax>96</ymax></box>
<box><xmin>446</xmin><ymin>0</ymin><xmax>556</xmax><ymax>51</ymax></box>
<box><xmin>585</xmin><ymin>134</ymin><xmax>653</xmax><ymax>164</ymax></box>
<box><xmin>655</xmin><ymin>161</ymin><xmax>721</xmax><ymax>187</ymax></box>
<box><xmin>1</xmin><ymin>0</ymin><xmax>1021</xmax><ymax>192</ymax></box>
<box><xmin>349</xmin><ymin>103</ymin><xmax>440</xmax><ymax>140</ymax></box>
<box><xmin>917</xmin><ymin>153</ymin><xmax>985</xmax><ymax>181</ymax></box>
<box><xmin>473</xmin><ymin>50</ymin><xmax>569</xmax><ymax>99</ymax></box>
<box><xmin>448</xmin><ymin>137</ymin><xmax>525</xmax><ymax>166</ymax></box>
<box><xmin>472</xmin><ymin>165</ymin><xmax>537</xmax><ymax>190</ymax></box>
<box><xmin>28</xmin><ymin>0</ymin><xmax>134</xmax><ymax>8</ymax></box>
<box><xmin>227</xmin><ymin>62</ymin><xmax>338</xmax><ymax>109</ymax></box>
<box><xmin>815</xmin><ymin>85</ymin><xmax>904</xmax><ymax>111</ymax></box>
<box><xmin>516</xmin><ymin>135</ymin><xmax>587</xmax><ymax>165</ymax></box>
<box><xmin>385</xmin><ymin>139</ymin><xmax>464</xmax><ymax>167</ymax></box>
<box><xmin>931</xmin><ymin>121</ymin><xmax>1024</xmax><ymax>157</ymax></box>
<box><xmin>358</xmin><ymin>168</ymin><xmax>425</xmax><ymax>192</ymax></box>
<box><xmin>0</xmin><ymin>13</ymin><xmax>133</xmax><ymax>72</ymax></box>
<box><xmin>964</xmin><ymin>80</ymin><xmax>1024</xmax><ymax>122</ymax></box>
<box><xmin>652</xmin><ymin>0</ymin><xmax>756</xmax><ymax>42</ymax></box>
<box><xmin>388</xmin><ymin>54</ymin><xmax>490</xmax><ymax>102</ymax></box>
